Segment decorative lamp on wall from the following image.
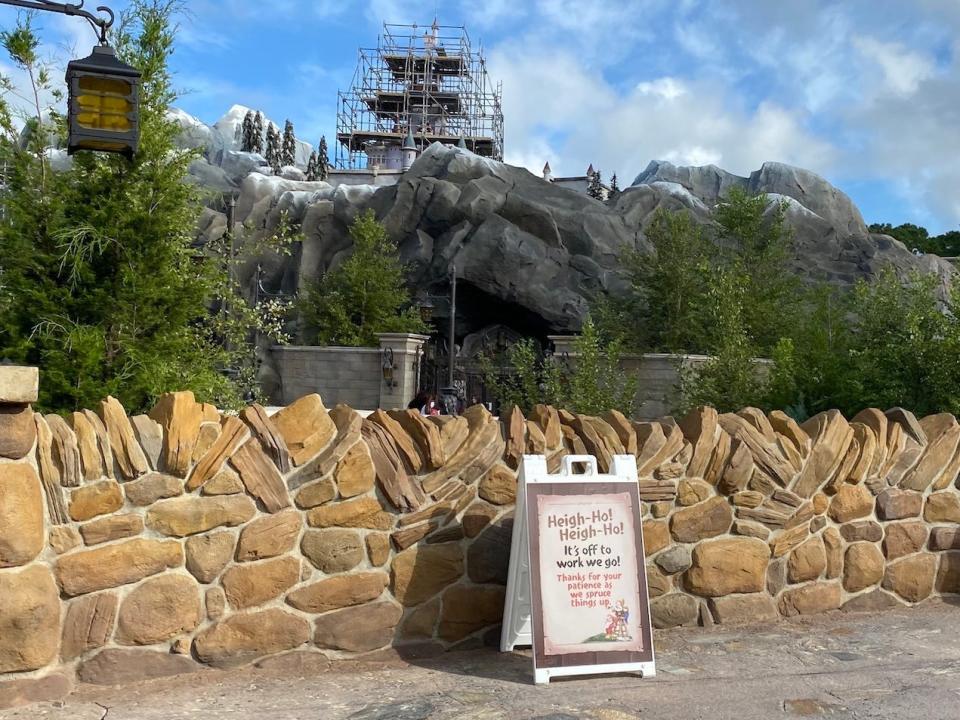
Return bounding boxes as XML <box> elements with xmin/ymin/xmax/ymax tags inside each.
<box><xmin>382</xmin><ymin>347</ymin><xmax>396</xmax><ymax>388</ymax></box>
<box><xmin>417</xmin><ymin>296</ymin><xmax>435</xmax><ymax>323</ymax></box>
<box><xmin>66</xmin><ymin>43</ymin><xmax>141</xmax><ymax>158</ymax></box>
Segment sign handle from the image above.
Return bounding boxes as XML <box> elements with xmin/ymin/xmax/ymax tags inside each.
<box><xmin>560</xmin><ymin>455</ymin><xmax>597</xmax><ymax>476</ymax></box>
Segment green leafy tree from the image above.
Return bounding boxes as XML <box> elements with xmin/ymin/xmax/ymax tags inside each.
<box><xmin>299</xmin><ymin>210</ymin><xmax>429</xmax><ymax>346</ymax></box>
<box><xmin>936</xmin><ymin>230</ymin><xmax>960</xmax><ymax>257</ymax></box>
<box><xmin>0</xmin><ymin>1</ymin><xmax>271</xmax><ymax>412</ymax></box>
<box><xmin>765</xmin><ymin>285</ymin><xmax>850</xmax><ymax>419</ymax></box>
<box><xmin>845</xmin><ymin>268</ymin><xmax>960</xmax><ymax>415</ymax></box>
<box><xmin>614</xmin><ymin>209</ymin><xmax>714</xmax><ymax>352</ymax></box>
<box><xmin>766</xmin><ymin>268</ymin><xmax>960</xmax><ymax>418</ymax></box>
<box><xmin>714</xmin><ymin>186</ymin><xmax>797</xmax><ymax>353</ymax></box>
<box><xmin>680</xmin><ymin>267</ymin><xmax>767</xmax><ymax>413</ymax></box>
<box><xmin>280</xmin><ymin>119</ymin><xmax>296</xmax><ymax>167</ymax></box>
<box><xmin>478</xmin><ymin>338</ymin><xmax>562</xmax><ymax>415</ymax></box>
<box><xmin>482</xmin><ymin>317</ymin><xmax>637</xmax><ymax>416</ymax></box>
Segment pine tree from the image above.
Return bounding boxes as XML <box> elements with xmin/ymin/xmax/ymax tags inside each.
<box><xmin>281</xmin><ymin>119</ymin><xmax>296</xmax><ymax>167</ymax></box>
<box><xmin>299</xmin><ymin>210</ymin><xmax>429</xmax><ymax>346</ymax></box>
<box><xmin>240</xmin><ymin>110</ymin><xmax>254</xmax><ymax>152</ymax></box>
<box><xmin>265</xmin><ymin>124</ymin><xmax>281</xmax><ymax>174</ymax></box>
<box><xmin>251</xmin><ymin>111</ymin><xmax>264</xmax><ymax>154</ymax></box>
<box><xmin>609</xmin><ymin>173</ymin><xmax>620</xmax><ymax>195</ymax></box>
<box><xmin>318</xmin><ymin>135</ymin><xmax>329</xmax><ymax>181</ymax></box>
<box><xmin>305</xmin><ymin>151</ymin><xmax>318</xmax><ymax>181</ymax></box>
<box><xmin>587</xmin><ymin>168</ymin><xmax>604</xmax><ymax>200</ymax></box>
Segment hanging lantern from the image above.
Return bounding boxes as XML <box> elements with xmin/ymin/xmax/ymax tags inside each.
<box><xmin>65</xmin><ymin>44</ymin><xmax>140</xmax><ymax>158</ymax></box>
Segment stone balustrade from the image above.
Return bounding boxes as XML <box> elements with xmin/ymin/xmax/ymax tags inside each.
<box><xmin>1</xmin><ymin>365</ymin><xmax>959</xmax><ymax>707</ymax></box>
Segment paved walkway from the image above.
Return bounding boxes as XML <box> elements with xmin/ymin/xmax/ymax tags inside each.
<box><xmin>7</xmin><ymin>600</ymin><xmax>960</xmax><ymax>720</ymax></box>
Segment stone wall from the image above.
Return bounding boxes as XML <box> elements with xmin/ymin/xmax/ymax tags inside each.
<box><xmin>2</xmin><ymin>373</ymin><xmax>960</xmax><ymax>706</ymax></box>
<box><xmin>270</xmin><ymin>333</ymin><xmax>428</xmax><ymax>411</ymax></box>
<box><xmin>271</xmin><ymin>345</ymin><xmax>382</xmax><ymax>408</ymax></box>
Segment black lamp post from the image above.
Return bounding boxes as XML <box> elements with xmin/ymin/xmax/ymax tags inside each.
<box><xmin>416</xmin><ymin>264</ymin><xmax>457</xmax><ymax>390</ymax></box>
<box><xmin>1</xmin><ymin>1</ymin><xmax>140</xmax><ymax>158</ymax></box>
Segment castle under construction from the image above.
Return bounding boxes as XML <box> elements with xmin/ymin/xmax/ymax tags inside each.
<box><xmin>335</xmin><ymin>21</ymin><xmax>504</xmax><ymax>170</ymax></box>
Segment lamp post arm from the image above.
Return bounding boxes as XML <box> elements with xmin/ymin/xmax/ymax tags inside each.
<box><xmin>0</xmin><ymin>1</ymin><xmax>115</xmax><ymax>44</ymax></box>
<box><xmin>448</xmin><ymin>263</ymin><xmax>456</xmax><ymax>389</ymax></box>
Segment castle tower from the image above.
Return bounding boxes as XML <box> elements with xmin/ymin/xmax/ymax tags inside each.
<box><xmin>335</xmin><ymin>21</ymin><xmax>504</xmax><ymax>169</ymax></box>
<box><xmin>402</xmin><ymin>127</ymin><xmax>418</xmax><ymax>170</ymax></box>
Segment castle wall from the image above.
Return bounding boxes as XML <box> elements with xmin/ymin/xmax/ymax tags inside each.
<box><xmin>1</xmin><ymin>368</ymin><xmax>959</xmax><ymax>706</ymax></box>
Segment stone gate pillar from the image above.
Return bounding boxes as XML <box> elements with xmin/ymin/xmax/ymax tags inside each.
<box><xmin>376</xmin><ymin>333</ymin><xmax>430</xmax><ymax>410</ymax></box>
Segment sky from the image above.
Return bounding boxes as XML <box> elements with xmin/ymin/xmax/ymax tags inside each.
<box><xmin>1</xmin><ymin>0</ymin><xmax>959</xmax><ymax>233</ymax></box>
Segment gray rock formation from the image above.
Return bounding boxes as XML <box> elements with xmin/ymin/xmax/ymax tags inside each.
<box><xmin>627</xmin><ymin>160</ymin><xmax>954</xmax><ymax>293</ymax></box>
<box><xmin>185</xmin><ymin>117</ymin><xmax>955</xmax><ymax>347</ymax></box>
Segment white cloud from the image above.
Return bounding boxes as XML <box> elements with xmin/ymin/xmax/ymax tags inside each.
<box><xmin>491</xmin><ymin>40</ymin><xmax>836</xmax><ymax>184</ymax></box>
<box><xmin>852</xmin><ymin>36</ymin><xmax>936</xmax><ymax>96</ymax></box>
<box><xmin>636</xmin><ymin>77</ymin><xmax>687</xmax><ymax>101</ymax></box>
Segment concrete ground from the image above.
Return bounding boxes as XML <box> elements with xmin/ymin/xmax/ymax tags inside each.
<box><xmin>6</xmin><ymin>599</ymin><xmax>960</xmax><ymax>720</ymax></box>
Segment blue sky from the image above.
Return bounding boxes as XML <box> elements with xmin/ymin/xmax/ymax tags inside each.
<box><xmin>2</xmin><ymin>0</ymin><xmax>959</xmax><ymax>233</ymax></box>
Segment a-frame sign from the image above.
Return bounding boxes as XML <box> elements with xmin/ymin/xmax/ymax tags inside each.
<box><xmin>501</xmin><ymin>454</ymin><xmax>656</xmax><ymax>684</ymax></box>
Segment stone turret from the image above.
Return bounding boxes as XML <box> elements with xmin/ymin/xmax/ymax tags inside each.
<box><xmin>401</xmin><ymin>128</ymin><xmax>418</xmax><ymax>171</ymax></box>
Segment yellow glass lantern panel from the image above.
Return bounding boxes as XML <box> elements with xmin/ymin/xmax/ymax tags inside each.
<box><xmin>75</xmin><ymin>76</ymin><xmax>133</xmax><ymax>132</ymax></box>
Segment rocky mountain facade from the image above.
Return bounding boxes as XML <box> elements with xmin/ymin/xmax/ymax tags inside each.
<box><xmin>179</xmin><ymin>108</ymin><xmax>955</xmax><ymax>347</ymax></box>
<box><xmin>2</xmin><ymin>367</ymin><xmax>960</xmax><ymax>706</ymax></box>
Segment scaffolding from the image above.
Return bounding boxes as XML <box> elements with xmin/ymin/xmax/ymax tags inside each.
<box><xmin>335</xmin><ymin>21</ymin><xmax>504</xmax><ymax>169</ymax></box>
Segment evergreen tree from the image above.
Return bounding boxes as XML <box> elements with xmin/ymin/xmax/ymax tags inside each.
<box><xmin>251</xmin><ymin>111</ymin><xmax>264</xmax><ymax>154</ymax></box>
<box><xmin>318</xmin><ymin>135</ymin><xmax>329</xmax><ymax>181</ymax></box>
<box><xmin>609</xmin><ymin>173</ymin><xmax>620</xmax><ymax>200</ymax></box>
<box><xmin>281</xmin><ymin>119</ymin><xmax>296</xmax><ymax>167</ymax></box>
<box><xmin>587</xmin><ymin>168</ymin><xmax>604</xmax><ymax>200</ymax></box>
<box><xmin>240</xmin><ymin>110</ymin><xmax>254</xmax><ymax>152</ymax></box>
<box><xmin>305</xmin><ymin>151</ymin><xmax>319</xmax><ymax>181</ymax></box>
<box><xmin>299</xmin><ymin>210</ymin><xmax>429</xmax><ymax>346</ymax></box>
<box><xmin>0</xmin><ymin>1</ymin><xmax>253</xmax><ymax>412</ymax></box>
<box><xmin>265</xmin><ymin>124</ymin><xmax>281</xmax><ymax>174</ymax></box>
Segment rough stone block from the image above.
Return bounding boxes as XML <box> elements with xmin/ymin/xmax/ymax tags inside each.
<box><xmin>0</xmin><ymin>463</ymin><xmax>44</xmax><ymax>567</ymax></box>
<box><xmin>0</xmin><ymin>365</ymin><xmax>38</xmax><ymax>403</ymax></box>
<box><xmin>0</xmin><ymin>565</ymin><xmax>60</xmax><ymax>672</ymax></box>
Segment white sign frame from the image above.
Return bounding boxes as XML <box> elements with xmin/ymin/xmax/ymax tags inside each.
<box><xmin>501</xmin><ymin>453</ymin><xmax>657</xmax><ymax>684</ymax></box>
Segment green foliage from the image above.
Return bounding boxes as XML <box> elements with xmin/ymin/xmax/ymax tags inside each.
<box><xmin>765</xmin><ymin>285</ymin><xmax>850</xmax><ymax>419</ymax></box>
<box><xmin>478</xmin><ymin>338</ymin><xmax>562</xmax><ymax>415</ymax></box>
<box><xmin>611</xmin><ymin>209</ymin><xmax>714</xmax><ymax>353</ymax></box>
<box><xmin>0</xmin><ymin>1</ymin><xmax>271</xmax><ymax>413</ymax></box>
<box><xmin>714</xmin><ymin>186</ymin><xmax>798</xmax><ymax>352</ymax></box>
<box><xmin>765</xmin><ymin>268</ymin><xmax>960</xmax><ymax>419</ymax></box>
<box><xmin>844</xmin><ymin>268</ymin><xmax>960</xmax><ymax>415</ymax></box>
<box><xmin>482</xmin><ymin>317</ymin><xmax>637</xmax><ymax>416</ymax></box>
<box><xmin>679</xmin><ymin>267</ymin><xmax>767</xmax><ymax>413</ymax></box>
<box><xmin>299</xmin><ymin>209</ymin><xmax>429</xmax><ymax>347</ymax></box>
<box><xmin>564</xmin><ymin>317</ymin><xmax>638</xmax><ymax>415</ymax></box>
